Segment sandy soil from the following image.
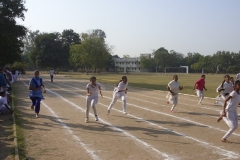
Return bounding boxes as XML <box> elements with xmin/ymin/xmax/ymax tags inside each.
<box><xmin>0</xmin><ymin>113</ymin><xmax>14</xmax><ymax>160</ymax></box>
<box><xmin>13</xmin><ymin>74</ymin><xmax>240</xmax><ymax>160</ymax></box>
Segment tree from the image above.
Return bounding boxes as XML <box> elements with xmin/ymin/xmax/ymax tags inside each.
<box><xmin>69</xmin><ymin>31</ymin><xmax>112</xmax><ymax>71</ymax></box>
<box><xmin>22</xmin><ymin>30</ymin><xmax>41</xmax><ymax>68</ymax></box>
<box><xmin>153</xmin><ymin>47</ymin><xmax>170</xmax><ymax>70</ymax></box>
<box><xmin>123</xmin><ymin>55</ymin><xmax>130</xmax><ymax>58</ymax></box>
<box><xmin>140</xmin><ymin>57</ymin><xmax>154</xmax><ymax>70</ymax></box>
<box><xmin>0</xmin><ymin>0</ymin><xmax>27</xmax><ymax>66</ymax></box>
<box><xmin>30</xmin><ymin>32</ymin><xmax>69</xmax><ymax>69</ymax></box>
<box><xmin>89</xmin><ymin>29</ymin><xmax>106</xmax><ymax>40</ymax></box>
<box><xmin>62</xmin><ymin>29</ymin><xmax>81</xmax><ymax>46</ymax></box>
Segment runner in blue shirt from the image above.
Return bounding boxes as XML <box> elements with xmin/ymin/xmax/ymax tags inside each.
<box><xmin>29</xmin><ymin>70</ymin><xmax>46</xmax><ymax>118</ymax></box>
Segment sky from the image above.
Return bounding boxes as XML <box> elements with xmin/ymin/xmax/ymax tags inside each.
<box><xmin>17</xmin><ymin>0</ymin><xmax>240</xmax><ymax>58</ymax></box>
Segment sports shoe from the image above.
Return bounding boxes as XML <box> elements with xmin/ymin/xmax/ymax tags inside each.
<box><xmin>123</xmin><ymin>111</ymin><xmax>127</xmax><ymax>114</ymax></box>
<box><xmin>198</xmin><ymin>102</ymin><xmax>202</xmax><ymax>105</ymax></box>
<box><xmin>171</xmin><ymin>109</ymin><xmax>174</xmax><ymax>112</ymax></box>
<box><xmin>85</xmin><ymin>117</ymin><xmax>89</xmax><ymax>123</ymax></box>
<box><xmin>107</xmin><ymin>109</ymin><xmax>110</xmax><ymax>114</ymax></box>
<box><xmin>95</xmin><ymin>115</ymin><xmax>98</xmax><ymax>121</ymax></box>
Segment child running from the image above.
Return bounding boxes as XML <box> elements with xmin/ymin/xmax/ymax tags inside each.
<box><xmin>167</xmin><ymin>75</ymin><xmax>184</xmax><ymax>112</ymax></box>
<box><xmin>217</xmin><ymin>80</ymin><xmax>240</xmax><ymax>143</ymax></box>
<box><xmin>85</xmin><ymin>76</ymin><xmax>103</xmax><ymax>123</ymax></box>
<box><xmin>193</xmin><ymin>75</ymin><xmax>207</xmax><ymax>104</ymax></box>
<box><xmin>108</xmin><ymin>76</ymin><xmax>128</xmax><ymax>114</ymax></box>
<box><xmin>29</xmin><ymin>70</ymin><xmax>46</xmax><ymax>118</ymax></box>
<box><xmin>215</xmin><ymin>75</ymin><xmax>234</xmax><ymax>106</ymax></box>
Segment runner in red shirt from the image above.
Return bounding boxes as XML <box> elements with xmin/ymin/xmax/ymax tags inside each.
<box><xmin>193</xmin><ymin>75</ymin><xmax>207</xmax><ymax>104</ymax></box>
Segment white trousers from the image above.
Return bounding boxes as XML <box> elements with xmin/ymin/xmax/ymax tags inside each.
<box><xmin>222</xmin><ymin>110</ymin><xmax>238</xmax><ymax>139</ymax></box>
<box><xmin>168</xmin><ymin>94</ymin><xmax>178</xmax><ymax>105</ymax></box>
<box><xmin>215</xmin><ymin>94</ymin><xmax>227</xmax><ymax>106</ymax></box>
<box><xmin>196</xmin><ymin>89</ymin><xmax>204</xmax><ymax>102</ymax></box>
<box><xmin>108</xmin><ymin>92</ymin><xmax>126</xmax><ymax>112</ymax></box>
<box><xmin>86</xmin><ymin>97</ymin><xmax>98</xmax><ymax>118</ymax></box>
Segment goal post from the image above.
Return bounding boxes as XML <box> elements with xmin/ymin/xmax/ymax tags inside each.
<box><xmin>164</xmin><ymin>66</ymin><xmax>189</xmax><ymax>74</ymax></box>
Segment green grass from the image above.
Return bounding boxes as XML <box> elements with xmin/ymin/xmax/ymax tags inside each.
<box><xmin>12</xmin><ymin>84</ymin><xmax>26</xmax><ymax>160</ymax></box>
<box><xmin>64</xmin><ymin>72</ymin><xmax>232</xmax><ymax>98</ymax></box>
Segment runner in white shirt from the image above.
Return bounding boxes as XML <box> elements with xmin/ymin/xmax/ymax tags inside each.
<box><xmin>236</xmin><ymin>72</ymin><xmax>240</xmax><ymax>80</ymax></box>
<box><xmin>85</xmin><ymin>76</ymin><xmax>103</xmax><ymax>123</ymax></box>
<box><xmin>108</xmin><ymin>76</ymin><xmax>128</xmax><ymax>114</ymax></box>
<box><xmin>50</xmin><ymin>68</ymin><xmax>55</xmax><ymax>82</ymax></box>
<box><xmin>217</xmin><ymin>80</ymin><xmax>240</xmax><ymax>143</ymax></box>
<box><xmin>166</xmin><ymin>75</ymin><xmax>184</xmax><ymax>112</ymax></box>
<box><xmin>215</xmin><ymin>75</ymin><xmax>234</xmax><ymax>106</ymax></box>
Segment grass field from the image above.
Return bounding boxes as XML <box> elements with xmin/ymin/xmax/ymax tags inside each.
<box><xmin>60</xmin><ymin>72</ymin><xmax>235</xmax><ymax>98</ymax></box>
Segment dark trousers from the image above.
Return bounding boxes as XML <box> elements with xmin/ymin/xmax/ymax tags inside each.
<box><xmin>31</xmin><ymin>97</ymin><xmax>42</xmax><ymax>113</ymax></box>
<box><xmin>50</xmin><ymin>75</ymin><xmax>53</xmax><ymax>82</ymax></box>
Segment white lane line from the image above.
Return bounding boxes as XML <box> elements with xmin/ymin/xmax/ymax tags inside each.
<box><xmin>58</xmin><ymin>82</ymin><xmax>221</xmax><ymax>119</ymax></box>
<box><xmin>46</xmin><ymin>80</ymin><xmax>240</xmax><ymax>159</ymax></box>
<box><xmin>59</xmin><ymin>82</ymin><xmax>159</xmax><ymax>104</ymax></box>
<box><xmin>129</xmin><ymin>90</ymin><xmax>222</xmax><ymax>112</ymax></box>
<box><xmin>21</xmin><ymin>80</ymin><xmax>100</xmax><ymax>160</ymax></box>
<box><xmin>40</xmin><ymin>82</ymin><xmax>174</xmax><ymax>160</ymax></box>
<box><xmin>98</xmin><ymin>103</ymin><xmax>240</xmax><ymax>159</ymax></box>
<box><xmin>67</xmin><ymin>82</ymin><xmax>222</xmax><ymax>113</ymax></box>
<box><xmin>53</xmin><ymin>81</ymin><xmax>240</xmax><ymax>137</ymax></box>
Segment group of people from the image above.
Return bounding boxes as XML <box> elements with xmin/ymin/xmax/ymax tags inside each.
<box><xmin>27</xmin><ymin>70</ymin><xmax>239</xmax><ymax>143</ymax></box>
<box><xmin>166</xmin><ymin>74</ymin><xmax>239</xmax><ymax>143</ymax></box>
<box><xmin>85</xmin><ymin>76</ymin><xmax>128</xmax><ymax>123</ymax></box>
<box><xmin>0</xmin><ymin>66</ymin><xmax>16</xmax><ymax>114</ymax></box>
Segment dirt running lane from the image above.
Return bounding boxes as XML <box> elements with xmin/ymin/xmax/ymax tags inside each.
<box><xmin>14</xmin><ymin>74</ymin><xmax>240</xmax><ymax>160</ymax></box>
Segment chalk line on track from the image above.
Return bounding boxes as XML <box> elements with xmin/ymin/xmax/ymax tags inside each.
<box><xmin>23</xmin><ymin>77</ymin><xmax>174</xmax><ymax>160</ymax></box>
<box><xmin>21</xmin><ymin>80</ymin><xmax>100</xmax><ymax>160</ymax></box>
<box><xmin>45</xmin><ymin>80</ymin><xmax>240</xmax><ymax>159</ymax></box>
<box><xmin>68</xmin><ymin>81</ymin><xmax>222</xmax><ymax>113</ymax></box>
<box><xmin>56</xmin><ymin>81</ymin><xmax>240</xmax><ymax>137</ymax></box>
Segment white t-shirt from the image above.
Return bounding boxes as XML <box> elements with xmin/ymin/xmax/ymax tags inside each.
<box><xmin>50</xmin><ymin>70</ymin><xmax>55</xmax><ymax>76</ymax></box>
<box><xmin>236</xmin><ymin>73</ymin><xmax>240</xmax><ymax>80</ymax></box>
<box><xmin>116</xmin><ymin>81</ymin><xmax>128</xmax><ymax>94</ymax></box>
<box><xmin>86</xmin><ymin>83</ymin><xmax>101</xmax><ymax>99</ymax></box>
<box><xmin>168</xmin><ymin>80</ymin><xmax>180</xmax><ymax>94</ymax></box>
<box><xmin>226</xmin><ymin>90</ymin><xmax>240</xmax><ymax>111</ymax></box>
<box><xmin>0</xmin><ymin>96</ymin><xmax>7</xmax><ymax>108</ymax></box>
<box><xmin>0</xmin><ymin>96</ymin><xmax>5</xmax><ymax>106</ymax></box>
<box><xmin>216</xmin><ymin>82</ymin><xmax>234</xmax><ymax>95</ymax></box>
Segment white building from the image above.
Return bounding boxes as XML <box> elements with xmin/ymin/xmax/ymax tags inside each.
<box><xmin>113</xmin><ymin>57</ymin><xmax>141</xmax><ymax>73</ymax></box>
<box><xmin>113</xmin><ymin>54</ymin><xmax>151</xmax><ymax>73</ymax></box>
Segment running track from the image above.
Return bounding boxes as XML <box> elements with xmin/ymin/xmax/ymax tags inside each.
<box><xmin>16</xmin><ymin>74</ymin><xmax>240</xmax><ymax>160</ymax></box>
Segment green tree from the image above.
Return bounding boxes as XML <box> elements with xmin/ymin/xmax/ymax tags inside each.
<box><xmin>62</xmin><ymin>29</ymin><xmax>81</xmax><ymax>46</ymax></box>
<box><xmin>11</xmin><ymin>61</ymin><xmax>26</xmax><ymax>73</ymax></box>
<box><xmin>30</xmin><ymin>32</ymin><xmax>69</xmax><ymax>69</ymax></box>
<box><xmin>69</xmin><ymin>31</ymin><xmax>112</xmax><ymax>71</ymax></box>
<box><xmin>89</xmin><ymin>29</ymin><xmax>106</xmax><ymax>40</ymax></box>
<box><xmin>153</xmin><ymin>47</ymin><xmax>170</xmax><ymax>70</ymax></box>
<box><xmin>22</xmin><ymin>30</ymin><xmax>41</xmax><ymax>68</ymax></box>
<box><xmin>0</xmin><ymin>0</ymin><xmax>27</xmax><ymax>65</ymax></box>
<box><xmin>140</xmin><ymin>57</ymin><xmax>154</xmax><ymax>70</ymax></box>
